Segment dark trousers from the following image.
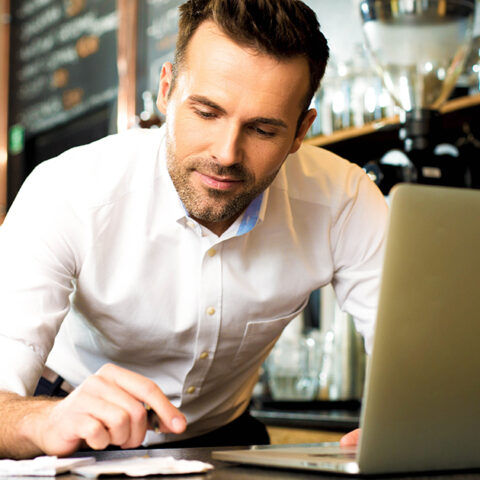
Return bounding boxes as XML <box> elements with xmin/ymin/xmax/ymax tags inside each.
<box><xmin>147</xmin><ymin>409</ymin><xmax>270</xmax><ymax>449</ymax></box>
<box><xmin>35</xmin><ymin>372</ymin><xmax>270</xmax><ymax>448</ymax></box>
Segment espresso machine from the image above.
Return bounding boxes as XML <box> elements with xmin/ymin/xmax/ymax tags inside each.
<box><xmin>359</xmin><ymin>0</ymin><xmax>477</xmax><ymax>189</ymax></box>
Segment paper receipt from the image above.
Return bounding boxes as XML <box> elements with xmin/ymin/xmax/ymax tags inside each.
<box><xmin>71</xmin><ymin>456</ymin><xmax>214</xmax><ymax>477</ymax></box>
<box><xmin>0</xmin><ymin>456</ymin><xmax>95</xmax><ymax>476</ymax></box>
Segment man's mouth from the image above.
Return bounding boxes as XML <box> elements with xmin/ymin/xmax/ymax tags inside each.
<box><xmin>193</xmin><ymin>171</ymin><xmax>244</xmax><ymax>191</ymax></box>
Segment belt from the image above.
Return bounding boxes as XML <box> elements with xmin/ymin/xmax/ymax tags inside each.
<box><xmin>41</xmin><ymin>366</ymin><xmax>75</xmax><ymax>394</ymax></box>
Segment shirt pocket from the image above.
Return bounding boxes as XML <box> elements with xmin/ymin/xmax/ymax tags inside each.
<box><xmin>232</xmin><ymin>299</ymin><xmax>309</xmax><ymax>369</ymax></box>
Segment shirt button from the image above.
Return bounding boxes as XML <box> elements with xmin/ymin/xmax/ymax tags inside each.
<box><xmin>199</xmin><ymin>351</ymin><xmax>209</xmax><ymax>360</ymax></box>
<box><xmin>207</xmin><ymin>248</ymin><xmax>217</xmax><ymax>257</ymax></box>
<box><xmin>186</xmin><ymin>221</ymin><xmax>195</xmax><ymax>229</ymax></box>
<box><xmin>186</xmin><ymin>386</ymin><xmax>196</xmax><ymax>394</ymax></box>
<box><xmin>206</xmin><ymin>306</ymin><xmax>216</xmax><ymax>316</ymax></box>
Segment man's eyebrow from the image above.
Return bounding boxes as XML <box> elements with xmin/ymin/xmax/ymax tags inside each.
<box><xmin>188</xmin><ymin>95</ymin><xmax>226</xmax><ymax>114</ymax></box>
<box><xmin>250</xmin><ymin>117</ymin><xmax>288</xmax><ymax>129</ymax></box>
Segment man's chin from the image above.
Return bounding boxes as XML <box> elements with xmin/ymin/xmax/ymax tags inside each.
<box><xmin>186</xmin><ymin>208</ymin><xmax>235</xmax><ymax>224</ymax></box>
<box><xmin>180</xmin><ymin>182</ymin><xmax>261</xmax><ymax>226</ymax></box>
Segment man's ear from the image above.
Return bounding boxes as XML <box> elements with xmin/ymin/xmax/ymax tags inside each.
<box><xmin>289</xmin><ymin>109</ymin><xmax>317</xmax><ymax>154</ymax></box>
<box><xmin>156</xmin><ymin>62</ymin><xmax>173</xmax><ymax>114</ymax></box>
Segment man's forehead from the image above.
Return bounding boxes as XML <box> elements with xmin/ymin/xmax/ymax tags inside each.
<box><xmin>179</xmin><ymin>21</ymin><xmax>310</xmax><ymax>114</ymax></box>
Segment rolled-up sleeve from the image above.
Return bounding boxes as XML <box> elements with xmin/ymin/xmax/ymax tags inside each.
<box><xmin>0</xmin><ymin>161</ymin><xmax>82</xmax><ymax>395</ymax></box>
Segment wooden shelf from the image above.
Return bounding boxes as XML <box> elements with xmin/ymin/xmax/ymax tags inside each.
<box><xmin>305</xmin><ymin>93</ymin><xmax>480</xmax><ymax>148</ymax></box>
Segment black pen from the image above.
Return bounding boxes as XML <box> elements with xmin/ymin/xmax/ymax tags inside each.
<box><xmin>144</xmin><ymin>404</ymin><xmax>161</xmax><ymax>433</ymax></box>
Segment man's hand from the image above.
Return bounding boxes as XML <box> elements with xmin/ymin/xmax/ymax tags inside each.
<box><xmin>340</xmin><ymin>428</ymin><xmax>360</xmax><ymax>447</ymax></box>
<box><xmin>23</xmin><ymin>363</ymin><xmax>186</xmax><ymax>457</ymax></box>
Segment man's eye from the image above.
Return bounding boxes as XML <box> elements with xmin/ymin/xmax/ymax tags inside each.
<box><xmin>251</xmin><ymin>125</ymin><xmax>276</xmax><ymax>138</ymax></box>
<box><xmin>194</xmin><ymin>109</ymin><xmax>217</xmax><ymax>119</ymax></box>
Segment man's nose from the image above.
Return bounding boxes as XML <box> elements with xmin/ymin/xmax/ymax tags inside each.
<box><xmin>212</xmin><ymin>123</ymin><xmax>243</xmax><ymax>166</ymax></box>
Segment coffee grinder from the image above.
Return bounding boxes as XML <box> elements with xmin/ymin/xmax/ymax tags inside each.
<box><xmin>359</xmin><ymin>0</ymin><xmax>476</xmax><ymax>189</ymax></box>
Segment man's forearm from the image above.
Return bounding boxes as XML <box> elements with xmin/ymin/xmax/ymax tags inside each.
<box><xmin>0</xmin><ymin>364</ymin><xmax>187</xmax><ymax>459</ymax></box>
<box><xmin>0</xmin><ymin>392</ymin><xmax>58</xmax><ymax>459</ymax></box>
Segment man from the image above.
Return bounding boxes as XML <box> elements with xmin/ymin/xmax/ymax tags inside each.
<box><xmin>0</xmin><ymin>0</ymin><xmax>386</xmax><ymax>458</ymax></box>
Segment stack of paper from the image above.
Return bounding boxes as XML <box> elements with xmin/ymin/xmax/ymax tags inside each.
<box><xmin>72</xmin><ymin>456</ymin><xmax>214</xmax><ymax>477</ymax></box>
<box><xmin>0</xmin><ymin>455</ymin><xmax>214</xmax><ymax>477</ymax></box>
<box><xmin>0</xmin><ymin>456</ymin><xmax>95</xmax><ymax>476</ymax></box>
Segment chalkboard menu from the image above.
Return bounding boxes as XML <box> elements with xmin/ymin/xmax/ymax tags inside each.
<box><xmin>9</xmin><ymin>0</ymin><xmax>118</xmax><ymax>137</ymax></box>
<box><xmin>137</xmin><ymin>0</ymin><xmax>183</xmax><ymax>116</ymax></box>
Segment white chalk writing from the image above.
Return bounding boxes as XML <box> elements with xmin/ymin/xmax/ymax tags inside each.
<box><xmin>57</xmin><ymin>12</ymin><xmax>96</xmax><ymax>43</ymax></box>
<box><xmin>16</xmin><ymin>0</ymin><xmax>55</xmax><ymax>20</ymax></box>
<box><xmin>20</xmin><ymin>86</ymin><xmax>118</xmax><ymax>134</ymax></box>
<box><xmin>19</xmin><ymin>33</ymin><xmax>55</xmax><ymax>61</ymax></box>
<box><xmin>18</xmin><ymin>76</ymin><xmax>48</xmax><ymax>101</ymax></box>
<box><xmin>20</xmin><ymin>5</ymin><xmax>63</xmax><ymax>41</ymax></box>
<box><xmin>147</xmin><ymin>6</ymin><xmax>179</xmax><ymax>39</ymax></box>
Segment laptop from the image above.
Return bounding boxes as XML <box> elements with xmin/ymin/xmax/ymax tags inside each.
<box><xmin>213</xmin><ymin>183</ymin><xmax>480</xmax><ymax>475</ymax></box>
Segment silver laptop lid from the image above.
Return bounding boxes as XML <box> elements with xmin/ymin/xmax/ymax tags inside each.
<box><xmin>358</xmin><ymin>183</ymin><xmax>480</xmax><ymax>474</ymax></box>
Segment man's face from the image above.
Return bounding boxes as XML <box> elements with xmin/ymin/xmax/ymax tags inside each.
<box><xmin>157</xmin><ymin>21</ymin><xmax>315</xmax><ymax>235</ymax></box>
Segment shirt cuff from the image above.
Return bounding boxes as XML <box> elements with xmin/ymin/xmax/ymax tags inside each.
<box><xmin>0</xmin><ymin>336</ymin><xmax>45</xmax><ymax>396</ymax></box>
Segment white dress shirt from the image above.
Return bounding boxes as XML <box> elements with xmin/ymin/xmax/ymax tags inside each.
<box><xmin>0</xmin><ymin>126</ymin><xmax>388</xmax><ymax>445</ymax></box>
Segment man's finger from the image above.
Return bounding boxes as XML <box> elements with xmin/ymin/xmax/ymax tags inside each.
<box><xmin>77</xmin><ymin>414</ymin><xmax>112</xmax><ymax>451</ymax></box>
<box><xmin>83</xmin><ymin>396</ymin><xmax>132</xmax><ymax>446</ymax></box>
<box><xmin>75</xmin><ymin>374</ymin><xmax>148</xmax><ymax>447</ymax></box>
<box><xmin>58</xmin><ymin>390</ymin><xmax>132</xmax><ymax>448</ymax></box>
<box><xmin>340</xmin><ymin>428</ymin><xmax>361</xmax><ymax>447</ymax></box>
<box><xmin>95</xmin><ymin>364</ymin><xmax>187</xmax><ymax>434</ymax></box>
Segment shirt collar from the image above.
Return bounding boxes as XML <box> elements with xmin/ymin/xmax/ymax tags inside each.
<box><xmin>235</xmin><ymin>191</ymin><xmax>266</xmax><ymax>236</ymax></box>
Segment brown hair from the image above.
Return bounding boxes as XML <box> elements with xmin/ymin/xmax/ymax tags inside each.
<box><xmin>173</xmin><ymin>0</ymin><xmax>329</xmax><ymax>114</ymax></box>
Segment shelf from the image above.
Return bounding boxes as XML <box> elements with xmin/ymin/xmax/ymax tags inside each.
<box><xmin>305</xmin><ymin>93</ymin><xmax>480</xmax><ymax>148</ymax></box>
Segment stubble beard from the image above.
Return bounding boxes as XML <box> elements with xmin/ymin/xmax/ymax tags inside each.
<box><xmin>166</xmin><ymin>134</ymin><xmax>280</xmax><ymax>224</ymax></box>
